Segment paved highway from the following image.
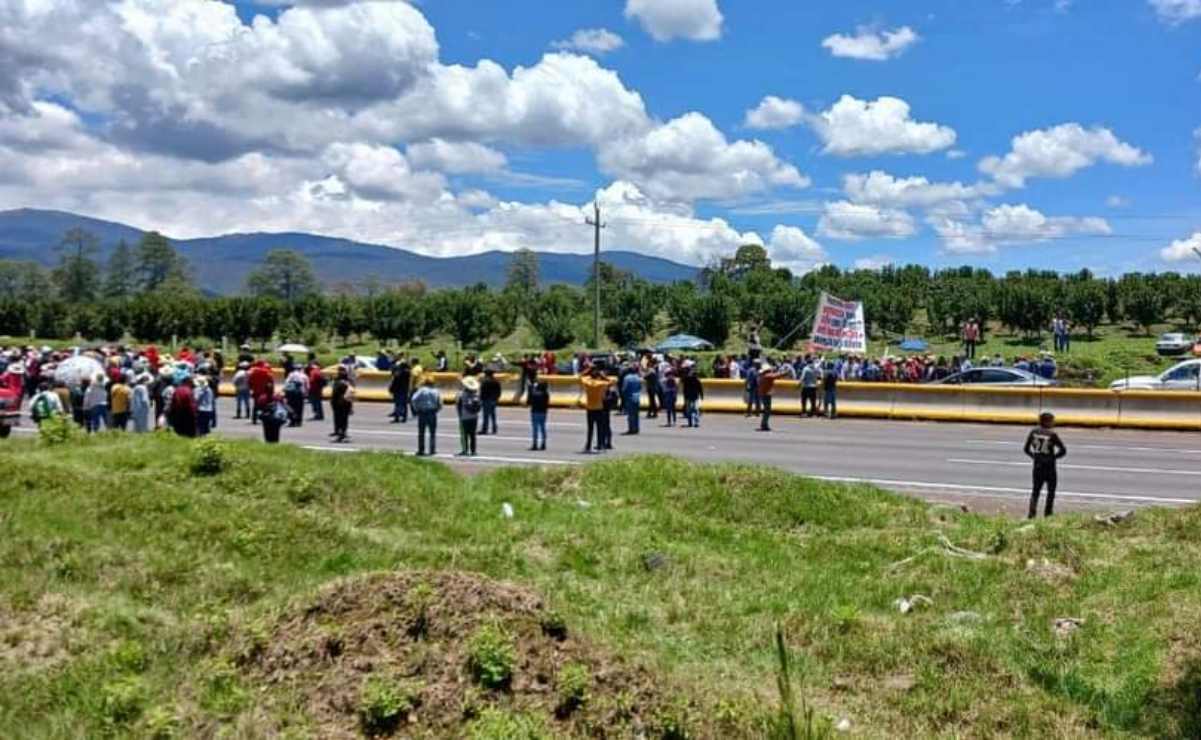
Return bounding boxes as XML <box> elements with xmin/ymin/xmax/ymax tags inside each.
<box><xmin>20</xmin><ymin>398</ymin><xmax>1201</xmax><ymax>514</ymax></box>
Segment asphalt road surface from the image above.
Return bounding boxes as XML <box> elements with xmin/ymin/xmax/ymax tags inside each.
<box><xmin>20</xmin><ymin>397</ymin><xmax>1201</xmax><ymax>515</ymax></box>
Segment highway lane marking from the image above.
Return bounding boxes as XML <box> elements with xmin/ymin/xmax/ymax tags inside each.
<box><xmin>948</xmin><ymin>458</ymin><xmax>1201</xmax><ymax>477</ymax></box>
<box><xmin>812</xmin><ymin>475</ymin><xmax>1195</xmax><ymax>506</ymax></box>
<box><xmin>965</xmin><ymin>439</ymin><xmax>1201</xmax><ymax>455</ymax></box>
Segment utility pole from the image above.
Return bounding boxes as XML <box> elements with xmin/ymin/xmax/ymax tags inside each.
<box><xmin>585</xmin><ymin>201</ymin><xmax>605</xmax><ymax>347</ymax></box>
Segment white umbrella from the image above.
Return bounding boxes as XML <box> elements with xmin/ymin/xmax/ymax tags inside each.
<box><xmin>276</xmin><ymin>343</ymin><xmax>309</xmax><ymax>354</ymax></box>
<box><xmin>54</xmin><ymin>355</ymin><xmax>104</xmax><ymax>388</ymax></box>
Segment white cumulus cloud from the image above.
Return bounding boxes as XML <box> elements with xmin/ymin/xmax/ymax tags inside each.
<box><xmin>551</xmin><ymin>28</ymin><xmax>625</xmax><ymax>55</ymax></box>
<box><xmin>598</xmin><ymin>112</ymin><xmax>809</xmax><ymax>202</ymax></box>
<box><xmin>931</xmin><ymin>204</ymin><xmax>1112</xmax><ymax>254</ymax></box>
<box><xmin>817</xmin><ymin>201</ymin><xmax>917</xmax><ymax>240</ymax></box>
<box><xmin>979</xmin><ymin>123</ymin><xmax>1152</xmax><ymax>188</ymax></box>
<box><xmin>854</xmin><ymin>255</ymin><xmax>896</xmax><ymax>271</ymax></box>
<box><xmin>1149</xmin><ymin>0</ymin><xmax>1201</xmax><ymax>24</ymax></box>
<box><xmin>808</xmin><ymin>95</ymin><xmax>957</xmax><ymax>157</ymax></box>
<box><xmin>406</xmin><ymin>139</ymin><xmax>508</xmax><ymax>174</ymax></box>
<box><xmin>624</xmin><ymin>0</ymin><xmax>724</xmax><ymax>41</ymax></box>
<box><xmin>842</xmin><ymin>171</ymin><xmax>998</xmax><ymax>208</ymax></box>
<box><xmin>757</xmin><ymin>225</ymin><xmax>827</xmax><ymax>274</ymax></box>
<box><xmin>744</xmin><ymin>96</ymin><xmax>805</xmax><ymax>130</ymax></box>
<box><xmin>1161</xmin><ymin>232</ymin><xmax>1201</xmax><ymax>262</ymax></box>
<box><xmin>821</xmin><ymin>26</ymin><xmax>920</xmax><ymax>61</ymax></box>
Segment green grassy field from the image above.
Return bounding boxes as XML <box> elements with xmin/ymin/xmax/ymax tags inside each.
<box><xmin>2</xmin><ymin>432</ymin><xmax>1200</xmax><ymax>737</ymax></box>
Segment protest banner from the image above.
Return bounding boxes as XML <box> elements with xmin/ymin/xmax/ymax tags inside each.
<box><xmin>809</xmin><ymin>292</ymin><xmax>867</xmax><ymax>353</ymax></box>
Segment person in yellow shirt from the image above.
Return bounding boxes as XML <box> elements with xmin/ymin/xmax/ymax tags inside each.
<box><xmin>110</xmin><ymin>377</ymin><xmax>132</xmax><ymax>431</ymax></box>
<box><xmin>580</xmin><ymin>368</ymin><xmax>613</xmax><ymax>454</ymax></box>
<box><xmin>410</xmin><ymin>358</ymin><xmax>424</xmax><ymax>389</ymax></box>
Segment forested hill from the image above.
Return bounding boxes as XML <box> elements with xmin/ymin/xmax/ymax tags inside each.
<box><xmin>0</xmin><ymin>209</ymin><xmax>699</xmax><ymax>294</ymax></box>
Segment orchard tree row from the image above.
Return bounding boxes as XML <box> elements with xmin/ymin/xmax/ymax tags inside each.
<box><xmin>1</xmin><ymin>231</ymin><xmax>1200</xmax><ymax>350</ymax></box>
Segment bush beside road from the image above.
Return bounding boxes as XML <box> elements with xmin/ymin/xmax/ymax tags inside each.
<box><xmin>2</xmin><ymin>435</ymin><xmax>1200</xmax><ymax>737</ymax></box>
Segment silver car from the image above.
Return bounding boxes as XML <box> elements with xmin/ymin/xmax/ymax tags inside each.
<box><xmin>1155</xmin><ymin>333</ymin><xmax>1196</xmax><ymax>357</ymax></box>
<box><xmin>936</xmin><ymin>367</ymin><xmax>1055</xmax><ymax>387</ymax></box>
<box><xmin>1110</xmin><ymin>359</ymin><xmax>1201</xmax><ymax>391</ymax></box>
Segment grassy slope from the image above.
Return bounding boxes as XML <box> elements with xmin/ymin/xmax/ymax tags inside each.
<box><xmin>3</xmin><ymin>434</ymin><xmax>1200</xmax><ymax>738</ymax></box>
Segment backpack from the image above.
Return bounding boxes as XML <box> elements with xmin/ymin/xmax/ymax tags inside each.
<box><xmin>464</xmin><ymin>391</ymin><xmax>482</xmax><ymax>415</ymax></box>
<box><xmin>284</xmin><ymin>376</ymin><xmax>302</xmax><ymax>394</ymax></box>
<box><xmin>271</xmin><ymin>402</ymin><xmax>290</xmax><ymax>425</ymax></box>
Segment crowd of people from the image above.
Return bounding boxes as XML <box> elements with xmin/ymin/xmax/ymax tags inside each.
<box><xmin>1</xmin><ymin>332</ymin><xmax>1061</xmax><ymax>456</ymax></box>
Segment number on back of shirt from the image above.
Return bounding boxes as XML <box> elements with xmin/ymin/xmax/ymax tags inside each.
<box><xmin>1030</xmin><ymin>432</ymin><xmax>1053</xmax><ymax>455</ymax></box>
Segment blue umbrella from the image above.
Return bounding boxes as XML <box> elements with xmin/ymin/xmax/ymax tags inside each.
<box><xmin>899</xmin><ymin>338</ymin><xmax>929</xmax><ymax>352</ymax></box>
<box><xmin>655</xmin><ymin>334</ymin><xmax>716</xmax><ymax>352</ymax></box>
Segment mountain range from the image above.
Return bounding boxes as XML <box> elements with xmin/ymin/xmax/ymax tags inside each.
<box><xmin>0</xmin><ymin>209</ymin><xmax>699</xmax><ymax>295</ymax></box>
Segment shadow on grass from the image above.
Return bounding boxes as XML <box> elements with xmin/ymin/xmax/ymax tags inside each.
<box><xmin>1138</xmin><ymin>658</ymin><xmax>1201</xmax><ymax>739</ymax></box>
<box><xmin>1029</xmin><ymin>658</ymin><xmax>1201</xmax><ymax>738</ymax></box>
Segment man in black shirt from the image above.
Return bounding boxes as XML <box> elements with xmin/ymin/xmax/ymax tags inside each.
<box><xmin>1023</xmin><ymin>412</ymin><xmax>1067</xmax><ymax>518</ymax></box>
<box><xmin>479</xmin><ymin>369</ymin><xmax>502</xmax><ymax>435</ymax></box>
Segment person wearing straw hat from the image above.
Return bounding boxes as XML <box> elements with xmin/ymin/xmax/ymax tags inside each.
<box><xmin>757</xmin><ymin>362</ymin><xmax>778</xmax><ymax>431</ymax></box>
<box><xmin>456</xmin><ymin>375</ymin><xmax>482</xmax><ymax>457</ymax></box>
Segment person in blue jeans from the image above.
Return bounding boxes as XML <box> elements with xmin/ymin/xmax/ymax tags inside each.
<box><xmin>527</xmin><ymin>379</ymin><xmax>549</xmax><ymax>451</ymax></box>
<box><xmin>662</xmin><ymin>370</ymin><xmax>678</xmax><ymax>427</ymax></box>
<box><xmin>479</xmin><ymin>369</ymin><xmax>501</xmax><ymax>435</ymax></box>
<box><xmin>409</xmin><ymin>376</ymin><xmax>442</xmax><ymax>456</ymax></box>
<box><xmin>620</xmin><ymin>366</ymin><xmax>642</xmax><ymax>435</ymax></box>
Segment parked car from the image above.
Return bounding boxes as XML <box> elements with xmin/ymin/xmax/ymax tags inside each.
<box><xmin>1155</xmin><ymin>332</ymin><xmax>1196</xmax><ymax>357</ymax></box>
<box><xmin>1109</xmin><ymin>359</ymin><xmax>1201</xmax><ymax>391</ymax></box>
<box><xmin>935</xmin><ymin>367</ymin><xmax>1055</xmax><ymax>387</ymax></box>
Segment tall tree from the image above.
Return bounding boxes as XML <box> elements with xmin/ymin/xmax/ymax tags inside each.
<box><xmin>529</xmin><ymin>287</ymin><xmax>581</xmax><ymax>350</ymax></box>
<box><xmin>136</xmin><ymin>231</ymin><xmax>189</xmax><ymax>292</ymax></box>
<box><xmin>52</xmin><ymin>228</ymin><xmax>101</xmax><ymax>303</ymax></box>
<box><xmin>245</xmin><ymin>249</ymin><xmax>320</xmax><ymax>304</ymax></box>
<box><xmin>103</xmin><ymin>239</ymin><xmax>137</xmax><ymax>299</ymax></box>
<box><xmin>505</xmin><ymin>248</ymin><xmax>540</xmax><ymax>303</ymax></box>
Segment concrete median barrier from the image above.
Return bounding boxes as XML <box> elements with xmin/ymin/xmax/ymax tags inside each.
<box><xmin>1115</xmin><ymin>390</ymin><xmax>1201</xmax><ymax>431</ymax></box>
<box><xmin>219</xmin><ymin>367</ymin><xmax>1201</xmax><ymax>431</ymax></box>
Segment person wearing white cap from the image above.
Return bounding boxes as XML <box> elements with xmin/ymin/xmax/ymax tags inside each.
<box><xmin>456</xmin><ymin>375</ymin><xmax>482</xmax><ymax>456</ymax></box>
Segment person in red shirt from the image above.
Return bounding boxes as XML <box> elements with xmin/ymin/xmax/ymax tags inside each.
<box><xmin>306</xmin><ymin>361</ymin><xmax>326</xmax><ymax>421</ymax></box>
<box><xmin>248</xmin><ymin>361</ymin><xmax>274</xmax><ymax>425</ymax></box>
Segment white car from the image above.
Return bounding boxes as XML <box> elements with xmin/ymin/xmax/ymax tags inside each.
<box><xmin>1155</xmin><ymin>332</ymin><xmax>1196</xmax><ymax>357</ymax></box>
<box><xmin>1110</xmin><ymin>359</ymin><xmax>1201</xmax><ymax>391</ymax></box>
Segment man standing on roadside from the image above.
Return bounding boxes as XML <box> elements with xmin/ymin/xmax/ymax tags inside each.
<box><xmin>479</xmin><ymin>368</ymin><xmax>501</xmax><ymax>435</ymax></box>
<box><xmin>799</xmin><ymin>357</ymin><xmax>819</xmax><ymax>418</ymax></box>
<box><xmin>330</xmin><ymin>366</ymin><xmax>353</xmax><ymax>444</ymax></box>
<box><xmin>389</xmin><ymin>359</ymin><xmax>412</xmax><ymax>424</ymax></box>
<box><xmin>823</xmin><ymin>360</ymin><xmax>839</xmax><ymax>419</ymax></box>
<box><xmin>962</xmin><ymin>318</ymin><xmax>980</xmax><ymax>360</ymax></box>
<box><xmin>620</xmin><ymin>364</ymin><xmax>642</xmax><ymax>435</ymax></box>
<box><xmin>1024</xmin><ymin>412</ymin><xmax>1067</xmax><ymax>519</ymax></box>
<box><xmin>757</xmin><ymin>362</ymin><xmax>778</xmax><ymax>432</ymax></box>
<box><xmin>306</xmin><ymin>360</ymin><xmax>326</xmax><ymax>422</ymax></box>
<box><xmin>410</xmin><ymin>375</ymin><xmax>442</xmax><ymax>456</ymax></box>
<box><xmin>580</xmin><ymin>367</ymin><xmax>611</xmax><ymax>453</ymax></box>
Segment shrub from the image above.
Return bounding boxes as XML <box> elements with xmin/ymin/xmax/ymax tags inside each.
<box><xmin>100</xmin><ymin>677</ymin><xmax>147</xmax><ymax>726</ymax></box>
<box><xmin>467</xmin><ymin>623</ymin><xmax>516</xmax><ymax>690</ymax></box>
<box><xmin>37</xmin><ymin>414</ymin><xmax>77</xmax><ymax>446</ymax></box>
<box><xmin>189</xmin><ymin>439</ymin><xmax>229</xmax><ymax>477</ymax></box>
<box><xmin>556</xmin><ymin>662</ymin><xmax>590</xmax><ymax>714</ymax></box>
<box><xmin>358</xmin><ymin>675</ymin><xmax>421</xmax><ymax>736</ymax></box>
<box><xmin>467</xmin><ymin>708</ymin><xmax>549</xmax><ymax>740</ymax></box>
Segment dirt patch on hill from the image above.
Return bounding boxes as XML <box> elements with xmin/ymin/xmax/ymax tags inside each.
<box><xmin>0</xmin><ymin>593</ymin><xmax>85</xmax><ymax>674</ymax></box>
<box><xmin>239</xmin><ymin>570</ymin><xmax>697</xmax><ymax>738</ymax></box>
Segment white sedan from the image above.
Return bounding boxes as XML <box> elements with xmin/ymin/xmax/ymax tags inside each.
<box><xmin>1110</xmin><ymin>359</ymin><xmax>1201</xmax><ymax>391</ymax></box>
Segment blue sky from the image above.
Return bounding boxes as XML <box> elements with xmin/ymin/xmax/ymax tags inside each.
<box><xmin>2</xmin><ymin>0</ymin><xmax>1199</xmax><ymax>274</ymax></box>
